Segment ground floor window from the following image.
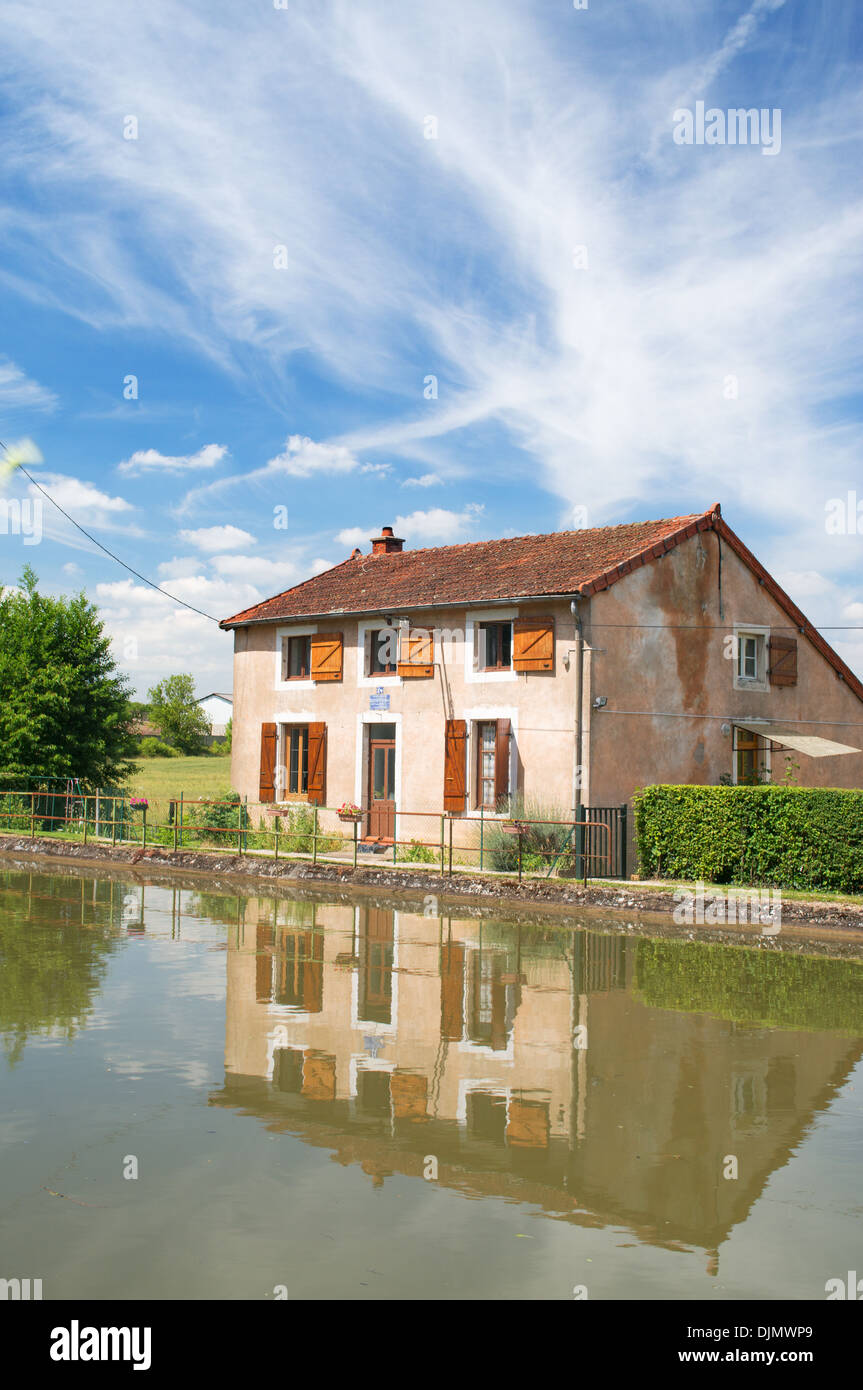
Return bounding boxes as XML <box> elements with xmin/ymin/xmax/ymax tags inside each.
<box><xmin>287</xmin><ymin>725</ymin><xmax>309</xmax><ymax>794</ymax></box>
<box><xmin>735</xmin><ymin>728</ymin><xmax>769</xmax><ymax>785</ymax></box>
<box><xmin>472</xmin><ymin>718</ymin><xmax>511</xmax><ymax>811</ymax></box>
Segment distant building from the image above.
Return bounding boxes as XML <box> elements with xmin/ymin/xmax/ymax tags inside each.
<box><xmin>195</xmin><ymin>692</ymin><xmax>233</xmax><ymax>737</ymax></box>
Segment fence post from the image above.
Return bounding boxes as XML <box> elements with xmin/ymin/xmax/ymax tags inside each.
<box><xmin>448</xmin><ymin>815</ymin><xmax>453</xmax><ymax>876</ymax></box>
<box><xmin>274</xmin><ymin>813</ymin><xmax>279</xmax><ymax>861</ymax></box>
<box><xmin>518</xmin><ymin>827</ymin><xmax>523</xmax><ymax>883</ymax></box>
<box><xmin>620</xmin><ymin>803</ymin><xmax>628</xmax><ymax>880</ymax></box>
<box><xmin>312</xmin><ymin>807</ymin><xmax>318</xmax><ymax>866</ymax></box>
<box><xmin>393</xmin><ymin>811</ymin><xmax>397</xmax><ymax>865</ymax></box>
<box><xmin>173</xmin><ymin>800</ymin><xmax>178</xmax><ymax>853</ymax></box>
<box><xmin>353</xmin><ymin>819</ymin><xmax>358</xmax><ymax>870</ymax></box>
<box><xmin>95</xmin><ymin>787</ymin><xmax>101</xmax><ymax>837</ymax></box>
<box><xmin>142</xmin><ymin>806</ymin><xmax>147</xmax><ymax>850</ymax></box>
<box><xmin>111</xmin><ymin>795</ymin><xmax>116</xmax><ymax>846</ymax></box>
<box><xmin>83</xmin><ymin>796</ymin><xmax>89</xmax><ymax>846</ymax></box>
<box><xmin>179</xmin><ymin>792</ymin><xmax>184</xmax><ymax>852</ymax></box>
<box><xmin>440</xmin><ymin>815</ymin><xmax>445</xmax><ymax>873</ymax></box>
<box><xmin>30</xmin><ymin>791</ymin><xmax>35</xmax><ymax>839</ymax></box>
<box><xmin>479</xmin><ymin>805</ymin><xmax>484</xmax><ymax>871</ymax></box>
<box><xmin>243</xmin><ymin>795</ymin><xmax>248</xmax><ymax>853</ymax></box>
<box><xmin>574</xmin><ymin>800</ymin><xmax>583</xmax><ymax>881</ymax></box>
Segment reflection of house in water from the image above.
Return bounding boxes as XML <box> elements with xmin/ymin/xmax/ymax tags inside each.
<box><xmin>210</xmin><ymin>896</ymin><xmax>863</xmax><ymax>1257</ymax></box>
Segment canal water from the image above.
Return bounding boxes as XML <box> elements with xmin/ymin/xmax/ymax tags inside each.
<box><xmin>1</xmin><ymin>865</ymin><xmax>862</xmax><ymax>1301</ymax></box>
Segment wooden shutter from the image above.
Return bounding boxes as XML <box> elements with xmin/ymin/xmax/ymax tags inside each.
<box><xmin>255</xmin><ymin>923</ymin><xmax>272</xmax><ymax>1002</ymax></box>
<box><xmin>513</xmin><ymin>616</ymin><xmax>554</xmax><ymax>672</ymax></box>
<box><xmin>259</xmin><ymin>722</ymin><xmax>277</xmax><ymax>802</ymax></box>
<box><xmin>441</xmin><ymin>940</ymin><xmax>465</xmax><ymax>1039</ymax></box>
<box><xmin>768</xmin><ymin>635</ymin><xmax>798</xmax><ymax>687</ymax></box>
<box><xmin>306</xmin><ymin>723</ymin><xmax>326</xmax><ymax>804</ymax></box>
<box><xmin>302</xmin><ymin>1051</ymin><xmax>336</xmax><ymax>1102</ymax></box>
<box><xmin>494</xmin><ymin>719</ymin><xmax>511</xmax><ymax>808</ymax></box>
<box><xmin>397</xmin><ymin>627</ymin><xmax>434</xmax><ymax>678</ymax></box>
<box><xmin>443</xmin><ymin>719</ymin><xmax>467</xmax><ymax>812</ymax></box>
<box><xmin>310</xmin><ymin>631</ymin><xmax>343</xmax><ymax>681</ymax></box>
<box><xmin>506</xmin><ymin>1098</ymin><xmax>550</xmax><ymax>1149</ymax></box>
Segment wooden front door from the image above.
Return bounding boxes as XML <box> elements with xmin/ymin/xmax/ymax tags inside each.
<box><xmin>367</xmin><ymin>726</ymin><xmax>396</xmax><ymax>840</ymax></box>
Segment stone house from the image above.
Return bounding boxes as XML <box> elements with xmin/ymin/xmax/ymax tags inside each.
<box><xmin>220</xmin><ymin>504</ymin><xmax>863</xmax><ymax>860</ymax></box>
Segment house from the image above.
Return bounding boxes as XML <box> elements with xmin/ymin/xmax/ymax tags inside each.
<box><xmin>195</xmin><ymin>691</ymin><xmax>233</xmax><ymax>737</ymax></box>
<box><xmin>220</xmin><ymin>505</ymin><xmax>863</xmax><ymax>860</ymax></box>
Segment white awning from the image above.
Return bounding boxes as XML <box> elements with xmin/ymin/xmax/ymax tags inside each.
<box><xmin>735</xmin><ymin>723</ymin><xmax>860</xmax><ymax>758</ymax></box>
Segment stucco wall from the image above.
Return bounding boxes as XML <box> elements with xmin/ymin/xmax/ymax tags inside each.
<box><xmin>586</xmin><ymin>529</ymin><xmax>863</xmax><ymax>808</ymax></box>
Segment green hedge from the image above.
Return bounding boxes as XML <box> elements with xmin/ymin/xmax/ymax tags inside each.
<box><xmin>633</xmin><ymin>784</ymin><xmax>863</xmax><ymax>891</ymax></box>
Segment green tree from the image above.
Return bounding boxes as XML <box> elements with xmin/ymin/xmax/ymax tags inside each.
<box><xmin>0</xmin><ymin>567</ymin><xmax>137</xmax><ymax>784</ymax></box>
<box><xmin>148</xmin><ymin>674</ymin><xmax>211</xmax><ymax>754</ymax></box>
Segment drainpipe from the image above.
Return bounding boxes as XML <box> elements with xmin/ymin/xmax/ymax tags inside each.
<box><xmin>570</xmin><ymin>595</ymin><xmax>585</xmax><ymax>821</ymax></box>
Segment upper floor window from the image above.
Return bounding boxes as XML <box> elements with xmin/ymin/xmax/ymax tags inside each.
<box><xmin>282</xmin><ymin>635</ymin><xmax>311</xmax><ymax>681</ymax></box>
<box><xmin>733</xmin><ymin>626</ymin><xmax>769</xmax><ymax>692</ymax></box>
<box><xmin>477</xmin><ymin>621</ymin><xmax>512</xmax><ymax>672</ymax></box>
<box><xmin>367</xmin><ymin>627</ymin><xmax>398</xmax><ymax>676</ymax></box>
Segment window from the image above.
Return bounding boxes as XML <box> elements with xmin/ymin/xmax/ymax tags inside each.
<box><xmin>733</xmin><ymin>627</ymin><xmax>769</xmax><ymax>691</ymax></box>
<box><xmin>477</xmin><ymin>621</ymin><xmax>512</xmax><ymax>671</ymax></box>
<box><xmin>287</xmin><ymin>726</ymin><xmax>309</xmax><ymax>794</ymax></box>
<box><xmin>734</xmin><ymin>727</ymin><xmax>769</xmax><ymax>785</ymax></box>
<box><xmin>282</xmin><ymin>635</ymin><xmax>311</xmax><ymax>680</ymax></box>
<box><xmin>477</xmin><ymin>721</ymin><xmax>497</xmax><ymax>810</ymax></box>
<box><xmin>367</xmin><ymin>627</ymin><xmax>398</xmax><ymax>676</ymax></box>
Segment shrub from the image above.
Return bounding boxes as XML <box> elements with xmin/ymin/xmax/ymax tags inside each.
<box><xmin>477</xmin><ymin>796</ymin><xmax>573</xmax><ymax>875</ymax></box>
<box><xmin>401</xmin><ymin>838</ymin><xmax>436</xmax><ymax>864</ymax></box>
<box><xmin>0</xmin><ymin>794</ymin><xmax>32</xmax><ymax>832</ymax></box>
<box><xmin>137</xmin><ymin>738</ymin><xmax>183</xmax><ymax>758</ymax></box>
<box><xmin>634</xmin><ymin>784</ymin><xmax>863</xmax><ymax>892</ymax></box>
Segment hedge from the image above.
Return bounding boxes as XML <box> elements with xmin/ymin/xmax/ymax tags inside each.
<box><xmin>633</xmin><ymin>784</ymin><xmax>863</xmax><ymax>892</ymax></box>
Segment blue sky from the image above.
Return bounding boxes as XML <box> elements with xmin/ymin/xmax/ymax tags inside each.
<box><xmin>1</xmin><ymin>0</ymin><xmax>862</xmax><ymax>697</ymax></box>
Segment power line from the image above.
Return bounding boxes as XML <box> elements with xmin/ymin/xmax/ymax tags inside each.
<box><xmin>1</xmin><ymin>441</ymin><xmax>220</xmax><ymax>624</ymax></box>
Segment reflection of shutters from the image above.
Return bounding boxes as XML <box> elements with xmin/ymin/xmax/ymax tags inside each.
<box><xmin>391</xmin><ymin>1071</ymin><xmax>428</xmax><ymax>1120</ymax></box>
<box><xmin>494</xmin><ymin>719</ymin><xmax>511</xmax><ymax>807</ymax></box>
<box><xmin>303</xmin><ymin>933</ymin><xmax>324</xmax><ymax>1013</ymax></box>
<box><xmin>306</xmin><ymin>723</ymin><xmax>326</xmax><ymax>804</ymax></box>
<box><xmin>302</xmin><ymin>1051</ymin><xmax>336</xmax><ymax>1101</ymax></box>
<box><xmin>444</xmin><ymin>719</ymin><xmax>467</xmax><ymax>812</ymax></box>
<box><xmin>310</xmin><ymin>632</ymin><xmax>343</xmax><ymax>681</ymax></box>
<box><xmin>506</xmin><ymin>1098</ymin><xmax>550</xmax><ymax>1148</ymax></box>
<box><xmin>441</xmin><ymin>940</ymin><xmax>464</xmax><ymax>1039</ymax></box>
<box><xmin>259</xmin><ymin>722</ymin><xmax>277</xmax><ymax>802</ymax></box>
<box><xmin>255</xmin><ymin>923</ymin><xmax>272</xmax><ymax>1001</ymax></box>
<box><xmin>768</xmin><ymin>635</ymin><xmax>798</xmax><ymax>686</ymax></box>
<box><xmin>398</xmin><ymin>627</ymin><xmax>434</xmax><ymax>678</ymax></box>
<box><xmin>513</xmin><ymin>616</ymin><xmax>554</xmax><ymax>672</ymax></box>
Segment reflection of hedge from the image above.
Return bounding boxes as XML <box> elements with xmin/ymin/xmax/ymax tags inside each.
<box><xmin>634</xmin><ymin>937</ymin><xmax>863</xmax><ymax>1035</ymax></box>
<box><xmin>634</xmin><ymin>785</ymin><xmax>863</xmax><ymax>891</ymax></box>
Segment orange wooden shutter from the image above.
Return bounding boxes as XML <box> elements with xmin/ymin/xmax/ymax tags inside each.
<box><xmin>506</xmin><ymin>1098</ymin><xmax>550</xmax><ymax>1148</ymax></box>
<box><xmin>397</xmin><ymin>627</ymin><xmax>434</xmax><ymax>678</ymax></box>
<box><xmin>768</xmin><ymin>635</ymin><xmax>798</xmax><ymax>686</ymax></box>
<box><xmin>306</xmin><ymin>723</ymin><xmax>326</xmax><ymax>804</ymax></box>
<box><xmin>443</xmin><ymin>719</ymin><xmax>467</xmax><ymax>812</ymax></box>
<box><xmin>255</xmin><ymin>923</ymin><xmax>272</xmax><ymax>1002</ymax></box>
<box><xmin>302</xmin><ymin>1051</ymin><xmax>336</xmax><ymax>1101</ymax></box>
<box><xmin>259</xmin><ymin>722</ymin><xmax>277</xmax><ymax>802</ymax></box>
<box><xmin>513</xmin><ymin>616</ymin><xmax>554</xmax><ymax>672</ymax></box>
<box><xmin>440</xmin><ymin>940</ymin><xmax>465</xmax><ymax>1039</ymax></box>
<box><xmin>391</xmin><ymin>1071</ymin><xmax>428</xmax><ymax>1120</ymax></box>
<box><xmin>310</xmin><ymin>631</ymin><xmax>343</xmax><ymax>681</ymax></box>
<box><xmin>494</xmin><ymin>719</ymin><xmax>511</xmax><ymax>807</ymax></box>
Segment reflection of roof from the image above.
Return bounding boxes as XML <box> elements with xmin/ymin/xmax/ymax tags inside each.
<box><xmin>208</xmin><ymin>1054</ymin><xmax>861</xmax><ymax>1253</ymax></box>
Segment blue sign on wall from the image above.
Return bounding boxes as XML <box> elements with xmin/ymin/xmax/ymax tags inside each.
<box><xmin>370</xmin><ymin>686</ymin><xmax>391</xmax><ymax>711</ymax></box>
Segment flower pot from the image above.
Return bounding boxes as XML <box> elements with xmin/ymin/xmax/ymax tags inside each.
<box><xmin>339</xmin><ymin>813</ymin><xmax>363</xmax><ymax>823</ymax></box>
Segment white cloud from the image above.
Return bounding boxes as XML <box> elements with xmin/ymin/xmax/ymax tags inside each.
<box><xmin>402</xmin><ymin>473</ymin><xmax>441</xmax><ymax>488</ymax></box>
<box><xmin>0</xmin><ymin>358</ymin><xmax>56</xmax><ymax>412</ymax></box>
<box><xmin>209</xmin><ymin>553</ymin><xmax>297</xmax><ymax>587</ymax></box>
<box><xmin>264</xmin><ymin>435</ymin><xmax>361</xmax><ymax>479</ymax></box>
<box><xmin>30</xmin><ymin>473</ymin><xmax>131</xmax><ymax>516</ymax></box>
<box><xmin>178</xmin><ymin>524</ymin><xmax>256</xmax><ymax>552</ymax></box>
<box><xmin>336</xmin><ymin>506</ymin><xmax>482</xmax><ymax>549</ymax></box>
<box><xmin>334</xmin><ymin>526</ymin><xmax>369</xmax><ymax>549</ymax></box>
<box><xmin>117</xmin><ymin>444</ymin><xmax>227</xmax><ymax>476</ymax></box>
<box><xmin>62</xmin><ymin>561</ymin><xmax>83</xmax><ymax>577</ymax></box>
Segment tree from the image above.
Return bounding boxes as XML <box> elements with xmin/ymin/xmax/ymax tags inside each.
<box><xmin>0</xmin><ymin>567</ymin><xmax>138</xmax><ymax>785</ymax></box>
<box><xmin>148</xmin><ymin>674</ymin><xmax>211</xmax><ymax>754</ymax></box>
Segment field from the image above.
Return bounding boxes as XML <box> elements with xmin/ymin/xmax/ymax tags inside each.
<box><xmin>123</xmin><ymin>755</ymin><xmax>234</xmax><ymax>821</ymax></box>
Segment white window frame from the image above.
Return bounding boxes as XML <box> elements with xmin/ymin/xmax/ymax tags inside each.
<box><xmin>357</xmin><ymin>620</ymin><xmax>402</xmax><ymax>688</ymax></box>
<box><xmin>732</xmin><ymin>624</ymin><xmax>770</xmax><ymax>693</ymax></box>
<box><xmin>465</xmin><ymin>608</ymin><xmax>518</xmax><ymax>685</ymax></box>
<box><xmin>274</xmin><ymin>624</ymin><xmax>317</xmax><ymax>691</ymax></box>
<box><xmin>464</xmin><ymin>706</ymin><xmax>517</xmax><ymax>814</ymax></box>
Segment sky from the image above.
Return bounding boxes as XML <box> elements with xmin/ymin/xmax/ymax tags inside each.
<box><xmin>0</xmin><ymin>0</ymin><xmax>862</xmax><ymax>698</ymax></box>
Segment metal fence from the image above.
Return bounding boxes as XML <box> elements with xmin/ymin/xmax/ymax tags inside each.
<box><xmin>0</xmin><ymin>782</ymin><xmax>628</xmax><ymax>882</ymax></box>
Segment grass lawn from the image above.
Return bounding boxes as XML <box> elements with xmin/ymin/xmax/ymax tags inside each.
<box><xmin>123</xmin><ymin>755</ymin><xmax>234</xmax><ymax>819</ymax></box>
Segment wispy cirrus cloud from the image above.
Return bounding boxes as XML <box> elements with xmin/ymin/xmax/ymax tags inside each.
<box><xmin>0</xmin><ymin>357</ymin><xmax>56</xmax><ymax>412</ymax></box>
<box><xmin>118</xmin><ymin>444</ymin><xmax>228</xmax><ymax>476</ymax></box>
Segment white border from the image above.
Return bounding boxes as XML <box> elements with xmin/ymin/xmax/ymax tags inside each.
<box><xmin>274</xmin><ymin>623</ymin><xmax>318</xmax><ymax>691</ymax></box>
<box><xmin>463</xmin><ymin>706</ymin><xmax>518</xmax><ymax>813</ymax></box>
<box><xmin>357</xmin><ymin>620</ymin><xmax>401</xmax><ymax>688</ymax></box>
<box><xmin>465</xmin><ymin>607</ymin><xmax>519</xmax><ymax>684</ymax></box>
<box><xmin>732</xmin><ymin>623</ymin><xmax>770</xmax><ymax>693</ymax></box>
<box><xmin>354</xmin><ymin>711</ymin><xmax>402</xmax><ymax>809</ymax></box>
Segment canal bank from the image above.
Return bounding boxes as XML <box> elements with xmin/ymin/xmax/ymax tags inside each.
<box><xmin>2</xmin><ymin>832</ymin><xmax>863</xmax><ymax>954</ymax></box>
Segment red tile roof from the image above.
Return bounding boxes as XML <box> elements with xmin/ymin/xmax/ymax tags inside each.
<box><xmin>221</xmin><ymin>507</ymin><xmax>718</xmax><ymax>627</ymax></box>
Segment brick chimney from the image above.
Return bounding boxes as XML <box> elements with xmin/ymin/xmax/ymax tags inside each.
<box><xmin>370</xmin><ymin>525</ymin><xmax>405</xmax><ymax>555</ymax></box>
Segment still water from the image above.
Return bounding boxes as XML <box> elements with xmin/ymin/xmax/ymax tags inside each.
<box><xmin>1</xmin><ymin>865</ymin><xmax>862</xmax><ymax>1301</ymax></box>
